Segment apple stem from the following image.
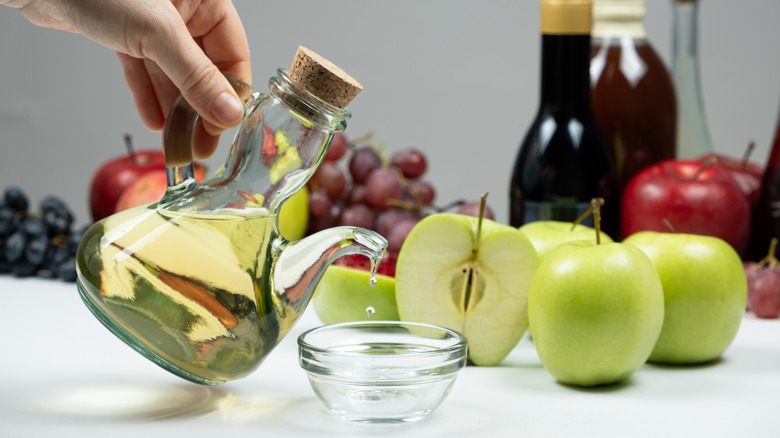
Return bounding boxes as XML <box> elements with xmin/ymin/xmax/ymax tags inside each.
<box><xmin>692</xmin><ymin>157</ymin><xmax>717</xmax><ymax>180</ymax></box>
<box><xmin>758</xmin><ymin>238</ymin><xmax>779</xmax><ymax>269</ymax></box>
<box><xmin>571</xmin><ymin>204</ymin><xmax>593</xmax><ymax>231</ymax></box>
<box><xmin>662</xmin><ymin>218</ymin><xmax>676</xmax><ymax>233</ymax></box>
<box><xmin>123</xmin><ymin>133</ymin><xmax>138</xmax><ymax>165</ymax></box>
<box><xmin>741</xmin><ymin>140</ymin><xmax>756</xmax><ymax>169</ymax></box>
<box><xmin>473</xmin><ymin>192</ymin><xmax>488</xmax><ymax>255</ymax></box>
<box><xmin>591</xmin><ymin>198</ymin><xmax>604</xmax><ymax>245</ymax></box>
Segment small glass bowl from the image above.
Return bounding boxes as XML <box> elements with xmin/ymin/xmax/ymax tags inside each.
<box><xmin>298</xmin><ymin>320</ymin><xmax>468</xmax><ymax>423</ymax></box>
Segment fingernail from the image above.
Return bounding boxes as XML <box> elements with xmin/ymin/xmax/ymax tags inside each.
<box><xmin>210</xmin><ymin>92</ymin><xmax>243</xmax><ymax>126</ymax></box>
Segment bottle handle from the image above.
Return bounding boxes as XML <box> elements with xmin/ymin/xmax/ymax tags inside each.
<box><xmin>163</xmin><ymin>73</ymin><xmax>257</xmax><ymax>170</ymax></box>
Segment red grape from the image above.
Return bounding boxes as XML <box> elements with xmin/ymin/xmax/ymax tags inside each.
<box><xmin>338</xmin><ymin>203</ymin><xmax>375</xmax><ymax>229</ymax></box>
<box><xmin>345</xmin><ymin>185</ymin><xmax>367</xmax><ymax>205</ymax></box>
<box><xmin>349</xmin><ymin>147</ymin><xmax>382</xmax><ymax>184</ymax></box>
<box><xmin>457</xmin><ymin>201</ymin><xmax>496</xmax><ymax>220</ymax></box>
<box><xmin>745</xmin><ymin>259</ymin><xmax>780</xmax><ymax>319</ymax></box>
<box><xmin>310</xmin><ymin>162</ymin><xmax>347</xmax><ymax>199</ymax></box>
<box><xmin>390</xmin><ymin>148</ymin><xmax>427</xmax><ymax>179</ymax></box>
<box><xmin>407</xmin><ymin>180</ymin><xmax>435</xmax><ymax>206</ymax></box>
<box><xmin>308</xmin><ymin>188</ymin><xmax>332</xmax><ymax>217</ymax></box>
<box><xmin>386</xmin><ymin>219</ymin><xmax>418</xmax><ymax>252</ymax></box>
<box><xmin>365</xmin><ymin>168</ymin><xmax>404</xmax><ymax>210</ymax></box>
<box><xmin>324</xmin><ymin>132</ymin><xmax>349</xmax><ymax>162</ymax></box>
<box><xmin>375</xmin><ymin>208</ymin><xmax>413</xmax><ymax>238</ymax></box>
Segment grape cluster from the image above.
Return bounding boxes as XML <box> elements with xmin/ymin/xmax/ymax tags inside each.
<box><xmin>306</xmin><ymin>133</ymin><xmax>438</xmax><ymax>276</ymax></box>
<box><xmin>0</xmin><ymin>186</ymin><xmax>89</xmax><ymax>282</ymax></box>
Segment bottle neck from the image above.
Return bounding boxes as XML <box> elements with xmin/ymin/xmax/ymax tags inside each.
<box><xmin>672</xmin><ymin>0</ymin><xmax>700</xmax><ymax>61</ymax></box>
<box><xmin>540</xmin><ymin>34</ymin><xmax>593</xmax><ymax>109</ymax></box>
<box><xmin>592</xmin><ymin>0</ymin><xmax>647</xmax><ymax>39</ymax></box>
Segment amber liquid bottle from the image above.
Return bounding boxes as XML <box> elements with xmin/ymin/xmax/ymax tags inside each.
<box><xmin>745</xmin><ymin>103</ymin><xmax>780</xmax><ymax>262</ymax></box>
<box><xmin>510</xmin><ymin>0</ymin><xmax>617</xmax><ymax>238</ymax></box>
<box><xmin>590</xmin><ymin>0</ymin><xmax>677</xmax><ymax>195</ymax></box>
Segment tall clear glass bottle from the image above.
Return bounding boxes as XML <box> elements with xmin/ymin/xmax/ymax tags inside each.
<box><xmin>510</xmin><ymin>0</ymin><xmax>618</xmax><ymax>238</ymax></box>
<box><xmin>591</xmin><ymin>0</ymin><xmax>677</xmax><ymax>193</ymax></box>
<box><xmin>672</xmin><ymin>0</ymin><xmax>713</xmax><ymax>158</ymax></box>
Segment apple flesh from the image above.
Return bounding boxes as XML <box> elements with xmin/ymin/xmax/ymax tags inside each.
<box><xmin>519</xmin><ymin>220</ymin><xmax>614</xmax><ymax>259</ymax></box>
<box><xmin>395</xmin><ymin>213</ymin><xmax>540</xmax><ymax>366</ymax></box>
<box><xmin>624</xmin><ymin>231</ymin><xmax>747</xmax><ymax>364</ymax></box>
<box><xmin>528</xmin><ymin>240</ymin><xmax>664</xmax><ymax>387</ymax></box>
<box><xmin>621</xmin><ymin>159</ymin><xmax>751</xmax><ymax>256</ymax></box>
<box><xmin>313</xmin><ymin>265</ymin><xmax>398</xmax><ymax>324</ymax></box>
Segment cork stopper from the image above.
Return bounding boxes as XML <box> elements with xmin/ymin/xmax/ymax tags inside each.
<box><xmin>288</xmin><ymin>46</ymin><xmax>363</xmax><ymax>109</ymax></box>
<box><xmin>541</xmin><ymin>0</ymin><xmax>592</xmax><ymax>35</ymax></box>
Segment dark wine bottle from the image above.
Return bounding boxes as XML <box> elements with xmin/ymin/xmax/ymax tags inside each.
<box><xmin>745</xmin><ymin>102</ymin><xmax>780</xmax><ymax>262</ymax></box>
<box><xmin>510</xmin><ymin>0</ymin><xmax>618</xmax><ymax>238</ymax></box>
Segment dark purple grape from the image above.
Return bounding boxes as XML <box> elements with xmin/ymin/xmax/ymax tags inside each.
<box><xmin>0</xmin><ymin>259</ymin><xmax>11</xmax><ymax>274</ymax></box>
<box><xmin>20</xmin><ymin>217</ymin><xmax>46</xmax><ymax>237</ymax></box>
<box><xmin>4</xmin><ymin>231</ymin><xmax>26</xmax><ymax>263</ymax></box>
<box><xmin>310</xmin><ymin>162</ymin><xmax>347</xmax><ymax>199</ymax></box>
<box><xmin>0</xmin><ymin>208</ymin><xmax>16</xmax><ymax>237</ymax></box>
<box><xmin>390</xmin><ymin>148</ymin><xmax>427</xmax><ymax>179</ymax></box>
<box><xmin>308</xmin><ymin>188</ymin><xmax>333</xmax><ymax>218</ymax></box>
<box><xmin>3</xmin><ymin>186</ymin><xmax>28</xmax><ymax>212</ymax></box>
<box><xmin>12</xmin><ymin>260</ymin><xmax>37</xmax><ymax>278</ymax></box>
<box><xmin>348</xmin><ymin>147</ymin><xmax>382</xmax><ymax>184</ymax></box>
<box><xmin>324</xmin><ymin>132</ymin><xmax>349</xmax><ymax>162</ymax></box>
<box><xmin>57</xmin><ymin>258</ymin><xmax>77</xmax><ymax>282</ymax></box>
<box><xmin>25</xmin><ymin>234</ymin><xmax>49</xmax><ymax>266</ymax></box>
<box><xmin>338</xmin><ymin>203</ymin><xmax>375</xmax><ymax>229</ymax></box>
<box><xmin>365</xmin><ymin>168</ymin><xmax>404</xmax><ymax>210</ymax></box>
<box><xmin>43</xmin><ymin>244</ymin><xmax>70</xmax><ymax>274</ymax></box>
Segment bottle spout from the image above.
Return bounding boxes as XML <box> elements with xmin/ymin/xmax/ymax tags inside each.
<box><xmin>272</xmin><ymin>226</ymin><xmax>387</xmax><ymax>313</ymax></box>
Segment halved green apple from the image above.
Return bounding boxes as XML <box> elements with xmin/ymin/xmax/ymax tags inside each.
<box><xmin>313</xmin><ymin>264</ymin><xmax>398</xmax><ymax>324</ymax></box>
<box><xmin>395</xmin><ymin>213</ymin><xmax>540</xmax><ymax>366</ymax></box>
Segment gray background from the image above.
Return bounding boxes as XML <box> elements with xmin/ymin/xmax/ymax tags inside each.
<box><xmin>1</xmin><ymin>0</ymin><xmax>779</xmax><ymax>228</ymax></box>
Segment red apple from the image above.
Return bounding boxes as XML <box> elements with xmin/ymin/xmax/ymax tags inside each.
<box><xmin>114</xmin><ymin>164</ymin><xmax>208</xmax><ymax>212</ymax></box>
<box><xmin>621</xmin><ymin>159</ymin><xmax>751</xmax><ymax>256</ymax></box>
<box><xmin>698</xmin><ymin>142</ymin><xmax>764</xmax><ymax>206</ymax></box>
<box><xmin>89</xmin><ymin>147</ymin><xmax>167</xmax><ymax>222</ymax></box>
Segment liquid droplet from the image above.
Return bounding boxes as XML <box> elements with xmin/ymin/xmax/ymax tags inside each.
<box><xmin>369</xmin><ymin>257</ymin><xmax>379</xmax><ymax>287</ymax></box>
<box><xmin>366</xmin><ymin>306</ymin><xmax>376</xmax><ymax>318</ymax></box>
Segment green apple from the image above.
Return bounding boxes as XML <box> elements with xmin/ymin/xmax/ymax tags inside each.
<box><xmin>623</xmin><ymin>231</ymin><xmax>747</xmax><ymax>364</ymax></box>
<box><xmin>528</xmin><ymin>240</ymin><xmax>665</xmax><ymax>387</ymax></box>
<box><xmin>279</xmin><ymin>185</ymin><xmax>309</xmax><ymax>241</ymax></box>
<box><xmin>519</xmin><ymin>220</ymin><xmax>614</xmax><ymax>259</ymax></box>
<box><xmin>395</xmin><ymin>213</ymin><xmax>540</xmax><ymax>366</ymax></box>
<box><xmin>313</xmin><ymin>265</ymin><xmax>398</xmax><ymax>324</ymax></box>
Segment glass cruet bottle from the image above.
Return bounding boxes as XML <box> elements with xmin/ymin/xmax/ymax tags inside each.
<box><xmin>672</xmin><ymin>0</ymin><xmax>714</xmax><ymax>158</ymax></box>
<box><xmin>75</xmin><ymin>47</ymin><xmax>387</xmax><ymax>385</ymax></box>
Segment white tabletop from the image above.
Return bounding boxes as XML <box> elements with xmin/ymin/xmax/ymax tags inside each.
<box><xmin>1</xmin><ymin>276</ymin><xmax>778</xmax><ymax>438</ymax></box>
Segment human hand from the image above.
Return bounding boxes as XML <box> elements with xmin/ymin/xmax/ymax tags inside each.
<box><xmin>2</xmin><ymin>0</ymin><xmax>251</xmax><ymax>160</ymax></box>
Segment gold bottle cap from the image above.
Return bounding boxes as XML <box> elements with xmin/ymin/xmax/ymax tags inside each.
<box><xmin>541</xmin><ymin>0</ymin><xmax>593</xmax><ymax>35</ymax></box>
<box><xmin>288</xmin><ymin>46</ymin><xmax>363</xmax><ymax>109</ymax></box>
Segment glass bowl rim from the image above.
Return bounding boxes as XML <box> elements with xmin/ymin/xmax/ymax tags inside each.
<box><xmin>297</xmin><ymin>320</ymin><xmax>468</xmax><ymax>359</ymax></box>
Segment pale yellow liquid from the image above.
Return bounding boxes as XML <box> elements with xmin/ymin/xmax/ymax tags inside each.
<box><xmin>77</xmin><ymin>204</ymin><xmax>294</xmax><ymax>384</ymax></box>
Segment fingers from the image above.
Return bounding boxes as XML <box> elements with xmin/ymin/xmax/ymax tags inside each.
<box><xmin>117</xmin><ymin>53</ymin><xmax>165</xmax><ymax>131</ymax></box>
